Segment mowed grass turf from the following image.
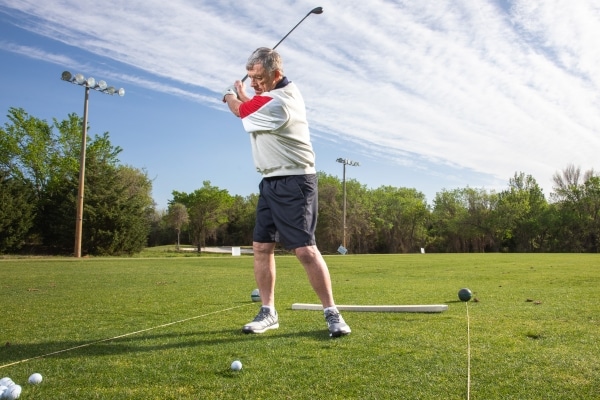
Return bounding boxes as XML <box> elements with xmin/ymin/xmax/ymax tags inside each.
<box><xmin>0</xmin><ymin>253</ymin><xmax>598</xmax><ymax>399</ymax></box>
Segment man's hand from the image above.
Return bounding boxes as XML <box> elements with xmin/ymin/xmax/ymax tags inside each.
<box><xmin>234</xmin><ymin>80</ymin><xmax>251</xmax><ymax>102</ymax></box>
<box><xmin>222</xmin><ymin>86</ymin><xmax>238</xmax><ymax>102</ymax></box>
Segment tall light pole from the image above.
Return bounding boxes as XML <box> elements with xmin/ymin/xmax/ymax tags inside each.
<box><xmin>61</xmin><ymin>71</ymin><xmax>125</xmax><ymax>258</ymax></box>
<box><xmin>336</xmin><ymin>158</ymin><xmax>360</xmax><ymax>252</ymax></box>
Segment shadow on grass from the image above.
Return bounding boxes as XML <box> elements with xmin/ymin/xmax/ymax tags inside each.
<box><xmin>0</xmin><ymin>328</ymin><xmax>331</xmax><ymax>368</ymax></box>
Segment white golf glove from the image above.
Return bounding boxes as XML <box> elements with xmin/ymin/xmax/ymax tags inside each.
<box><xmin>222</xmin><ymin>86</ymin><xmax>238</xmax><ymax>102</ymax></box>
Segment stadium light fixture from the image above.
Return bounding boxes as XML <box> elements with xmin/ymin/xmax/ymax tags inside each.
<box><xmin>336</xmin><ymin>158</ymin><xmax>360</xmax><ymax>253</ymax></box>
<box><xmin>60</xmin><ymin>71</ymin><xmax>125</xmax><ymax>258</ymax></box>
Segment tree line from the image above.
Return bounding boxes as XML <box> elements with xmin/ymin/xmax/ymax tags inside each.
<box><xmin>1</xmin><ymin>108</ymin><xmax>153</xmax><ymax>255</ymax></box>
<box><xmin>2</xmin><ymin>108</ymin><xmax>599</xmax><ymax>255</ymax></box>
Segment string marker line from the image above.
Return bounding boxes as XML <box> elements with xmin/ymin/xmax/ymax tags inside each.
<box><xmin>0</xmin><ymin>304</ymin><xmax>250</xmax><ymax>369</ymax></box>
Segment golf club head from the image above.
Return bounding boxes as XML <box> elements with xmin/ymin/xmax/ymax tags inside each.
<box><xmin>239</xmin><ymin>6</ymin><xmax>323</xmax><ymax>82</ymax></box>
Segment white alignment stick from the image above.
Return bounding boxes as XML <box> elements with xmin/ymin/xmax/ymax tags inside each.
<box><xmin>292</xmin><ymin>303</ymin><xmax>448</xmax><ymax>313</ymax></box>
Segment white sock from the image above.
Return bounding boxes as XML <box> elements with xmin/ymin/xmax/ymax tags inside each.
<box><xmin>324</xmin><ymin>306</ymin><xmax>338</xmax><ymax>314</ymax></box>
<box><xmin>262</xmin><ymin>305</ymin><xmax>275</xmax><ymax>314</ymax></box>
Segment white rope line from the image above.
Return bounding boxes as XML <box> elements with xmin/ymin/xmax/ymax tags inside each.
<box><xmin>0</xmin><ymin>304</ymin><xmax>251</xmax><ymax>369</ymax></box>
<box><xmin>466</xmin><ymin>301</ymin><xmax>471</xmax><ymax>400</ymax></box>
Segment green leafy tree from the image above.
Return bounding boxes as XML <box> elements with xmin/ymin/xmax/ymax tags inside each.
<box><xmin>429</xmin><ymin>188</ymin><xmax>496</xmax><ymax>252</ymax></box>
<box><xmin>83</xmin><ymin>161</ymin><xmax>153</xmax><ymax>255</ymax></box>
<box><xmin>147</xmin><ymin>208</ymin><xmax>171</xmax><ymax>247</ymax></box>
<box><xmin>461</xmin><ymin>187</ymin><xmax>496</xmax><ymax>252</ymax></box>
<box><xmin>172</xmin><ymin>181</ymin><xmax>234</xmax><ymax>251</ymax></box>
<box><xmin>0</xmin><ymin>107</ymin><xmax>55</xmax><ymax>196</ymax></box>
<box><xmin>2</xmin><ymin>107</ymin><xmax>153</xmax><ymax>255</ymax></box>
<box><xmin>315</xmin><ymin>172</ymin><xmax>343</xmax><ymax>252</ymax></box>
<box><xmin>1</xmin><ymin>108</ymin><xmax>67</xmax><ymax>250</ymax></box>
<box><xmin>315</xmin><ymin>173</ymin><xmax>374</xmax><ymax>254</ymax></box>
<box><xmin>494</xmin><ymin>172</ymin><xmax>548</xmax><ymax>252</ymax></box>
<box><xmin>429</xmin><ymin>189</ymin><xmax>467</xmax><ymax>252</ymax></box>
<box><xmin>225</xmin><ymin>194</ymin><xmax>257</xmax><ymax>246</ymax></box>
<box><xmin>345</xmin><ymin>179</ymin><xmax>375</xmax><ymax>254</ymax></box>
<box><xmin>371</xmin><ymin>186</ymin><xmax>428</xmax><ymax>253</ymax></box>
<box><xmin>0</xmin><ymin>172</ymin><xmax>36</xmax><ymax>253</ymax></box>
<box><xmin>551</xmin><ymin>165</ymin><xmax>600</xmax><ymax>252</ymax></box>
<box><xmin>32</xmin><ymin>112</ymin><xmax>90</xmax><ymax>252</ymax></box>
<box><xmin>580</xmin><ymin>176</ymin><xmax>600</xmax><ymax>252</ymax></box>
<box><xmin>166</xmin><ymin>202</ymin><xmax>189</xmax><ymax>249</ymax></box>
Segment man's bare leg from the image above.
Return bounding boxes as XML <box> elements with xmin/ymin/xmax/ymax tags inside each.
<box><xmin>294</xmin><ymin>245</ymin><xmax>335</xmax><ymax>308</ymax></box>
<box><xmin>294</xmin><ymin>244</ymin><xmax>351</xmax><ymax>336</ymax></box>
<box><xmin>241</xmin><ymin>242</ymin><xmax>279</xmax><ymax>334</ymax></box>
<box><xmin>253</xmin><ymin>241</ymin><xmax>276</xmax><ymax>308</ymax></box>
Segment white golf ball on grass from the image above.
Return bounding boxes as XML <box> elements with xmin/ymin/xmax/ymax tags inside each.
<box><xmin>0</xmin><ymin>378</ymin><xmax>13</xmax><ymax>387</ymax></box>
<box><xmin>3</xmin><ymin>384</ymin><xmax>21</xmax><ymax>400</ymax></box>
<box><xmin>231</xmin><ymin>360</ymin><xmax>242</xmax><ymax>371</ymax></box>
<box><xmin>28</xmin><ymin>373</ymin><xmax>43</xmax><ymax>385</ymax></box>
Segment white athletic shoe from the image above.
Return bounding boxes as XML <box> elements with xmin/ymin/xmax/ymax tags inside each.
<box><xmin>325</xmin><ymin>309</ymin><xmax>351</xmax><ymax>337</ymax></box>
<box><xmin>242</xmin><ymin>307</ymin><xmax>279</xmax><ymax>334</ymax></box>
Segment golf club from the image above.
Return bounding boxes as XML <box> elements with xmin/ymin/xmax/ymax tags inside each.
<box><xmin>241</xmin><ymin>6</ymin><xmax>323</xmax><ymax>82</ymax></box>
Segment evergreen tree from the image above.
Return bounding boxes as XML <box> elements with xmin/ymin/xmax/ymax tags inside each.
<box><xmin>0</xmin><ymin>172</ymin><xmax>36</xmax><ymax>253</ymax></box>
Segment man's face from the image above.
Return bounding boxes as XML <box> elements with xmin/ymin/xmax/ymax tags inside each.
<box><xmin>247</xmin><ymin>63</ymin><xmax>281</xmax><ymax>95</ymax></box>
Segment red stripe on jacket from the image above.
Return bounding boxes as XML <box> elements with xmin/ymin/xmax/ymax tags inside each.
<box><xmin>239</xmin><ymin>96</ymin><xmax>273</xmax><ymax>119</ymax></box>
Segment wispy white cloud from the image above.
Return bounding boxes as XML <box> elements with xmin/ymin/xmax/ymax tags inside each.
<box><xmin>0</xmin><ymin>41</ymin><xmax>77</xmax><ymax>67</ymax></box>
<box><xmin>0</xmin><ymin>40</ymin><xmax>218</xmax><ymax>106</ymax></box>
<box><xmin>1</xmin><ymin>0</ymin><xmax>599</xmax><ymax>196</ymax></box>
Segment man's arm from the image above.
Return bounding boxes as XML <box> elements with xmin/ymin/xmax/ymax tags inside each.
<box><xmin>223</xmin><ymin>80</ymin><xmax>250</xmax><ymax>118</ymax></box>
<box><xmin>235</xmin><ymin>80</ymin><xmax>251</xmax><ymax>102</ymax></box>
<box><xmin>224</xmin><ymin>94</ymin><xmax>242</xmax><ymax>117</ymax></box>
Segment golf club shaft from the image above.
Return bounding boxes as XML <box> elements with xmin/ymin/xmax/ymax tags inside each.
<box><xmin>241</xmin><ymin>7</ymin><xmax>323</xmax><ymax>82</ymax></box>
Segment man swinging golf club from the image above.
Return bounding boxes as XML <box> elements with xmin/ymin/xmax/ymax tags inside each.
<box><xmin>222</xmin><ymin>47</ymin><xmax>351</xmax><ymax>337</ymax></box>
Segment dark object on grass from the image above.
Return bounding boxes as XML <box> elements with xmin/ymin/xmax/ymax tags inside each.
<box><xmin>458</xmin><ymin>288</ymin><xmax>472</xmax><ymax>302</ymax></box>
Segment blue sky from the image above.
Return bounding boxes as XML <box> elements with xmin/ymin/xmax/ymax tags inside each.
<box><xmin>1</xmin><ymin>0</ymin><xmax>599</xmax><ymax>209</ymax></box>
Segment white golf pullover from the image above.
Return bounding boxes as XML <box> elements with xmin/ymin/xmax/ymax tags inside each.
<box><xmin>239</xmin><ymin>78</ymin><xmax>316</xmax><ymax>177</ymax></box>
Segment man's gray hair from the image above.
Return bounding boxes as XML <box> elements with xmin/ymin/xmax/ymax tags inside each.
<box><xmin>246</xmin><ymin>47</ymin><xmax>284</xmax><ymax>75</ymax></box>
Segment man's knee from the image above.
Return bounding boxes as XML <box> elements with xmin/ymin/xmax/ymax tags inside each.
<box><xmin>254</xmin><ymin>241</ymin><xmax>276</xmax><ymax>254</ymax></box>
<box><xmin>294</xmin><ymin>245</ymin><xmax>320</xmax><ymax>263</ymax></box>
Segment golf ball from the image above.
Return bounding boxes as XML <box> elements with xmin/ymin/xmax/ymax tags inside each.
<box><xmin>0</xmin><ymin>378</ymin><xmax>13</xmax><ymax>387</ymax></box>
<box><xmin>251</xmin><ymin>288</ymin><xmax>261</xmax><ymax>302</ymax></box>
<box><xmin>3</xmin><ymin>384</ymin><xmax>21</xmax><ymax>400</ymax></box>
<box><xmin>28</xmin><ymin>373</ymin><xmax>43</xmax><ymax>385</ymax></box>
<box><xmin>231</xmin><ymin>360</ymin><xmax>242</xmax><ymax>371</ymax></box>
<box><xmin>458</xmin><ymin>288</ymin><xmax>473</xmax><ymax>302</ymax></box>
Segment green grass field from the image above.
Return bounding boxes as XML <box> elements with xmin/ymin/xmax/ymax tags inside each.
<box><xmin>1</xmin><ymin>253</ymin><xmax>598</xmax><ymax>399</ymax></box>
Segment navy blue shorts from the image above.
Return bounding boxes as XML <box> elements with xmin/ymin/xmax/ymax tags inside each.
<box><xmin>253</xmin><ymin>174</ymin><xmax>318</xmax><ymax>250</ymax></box>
